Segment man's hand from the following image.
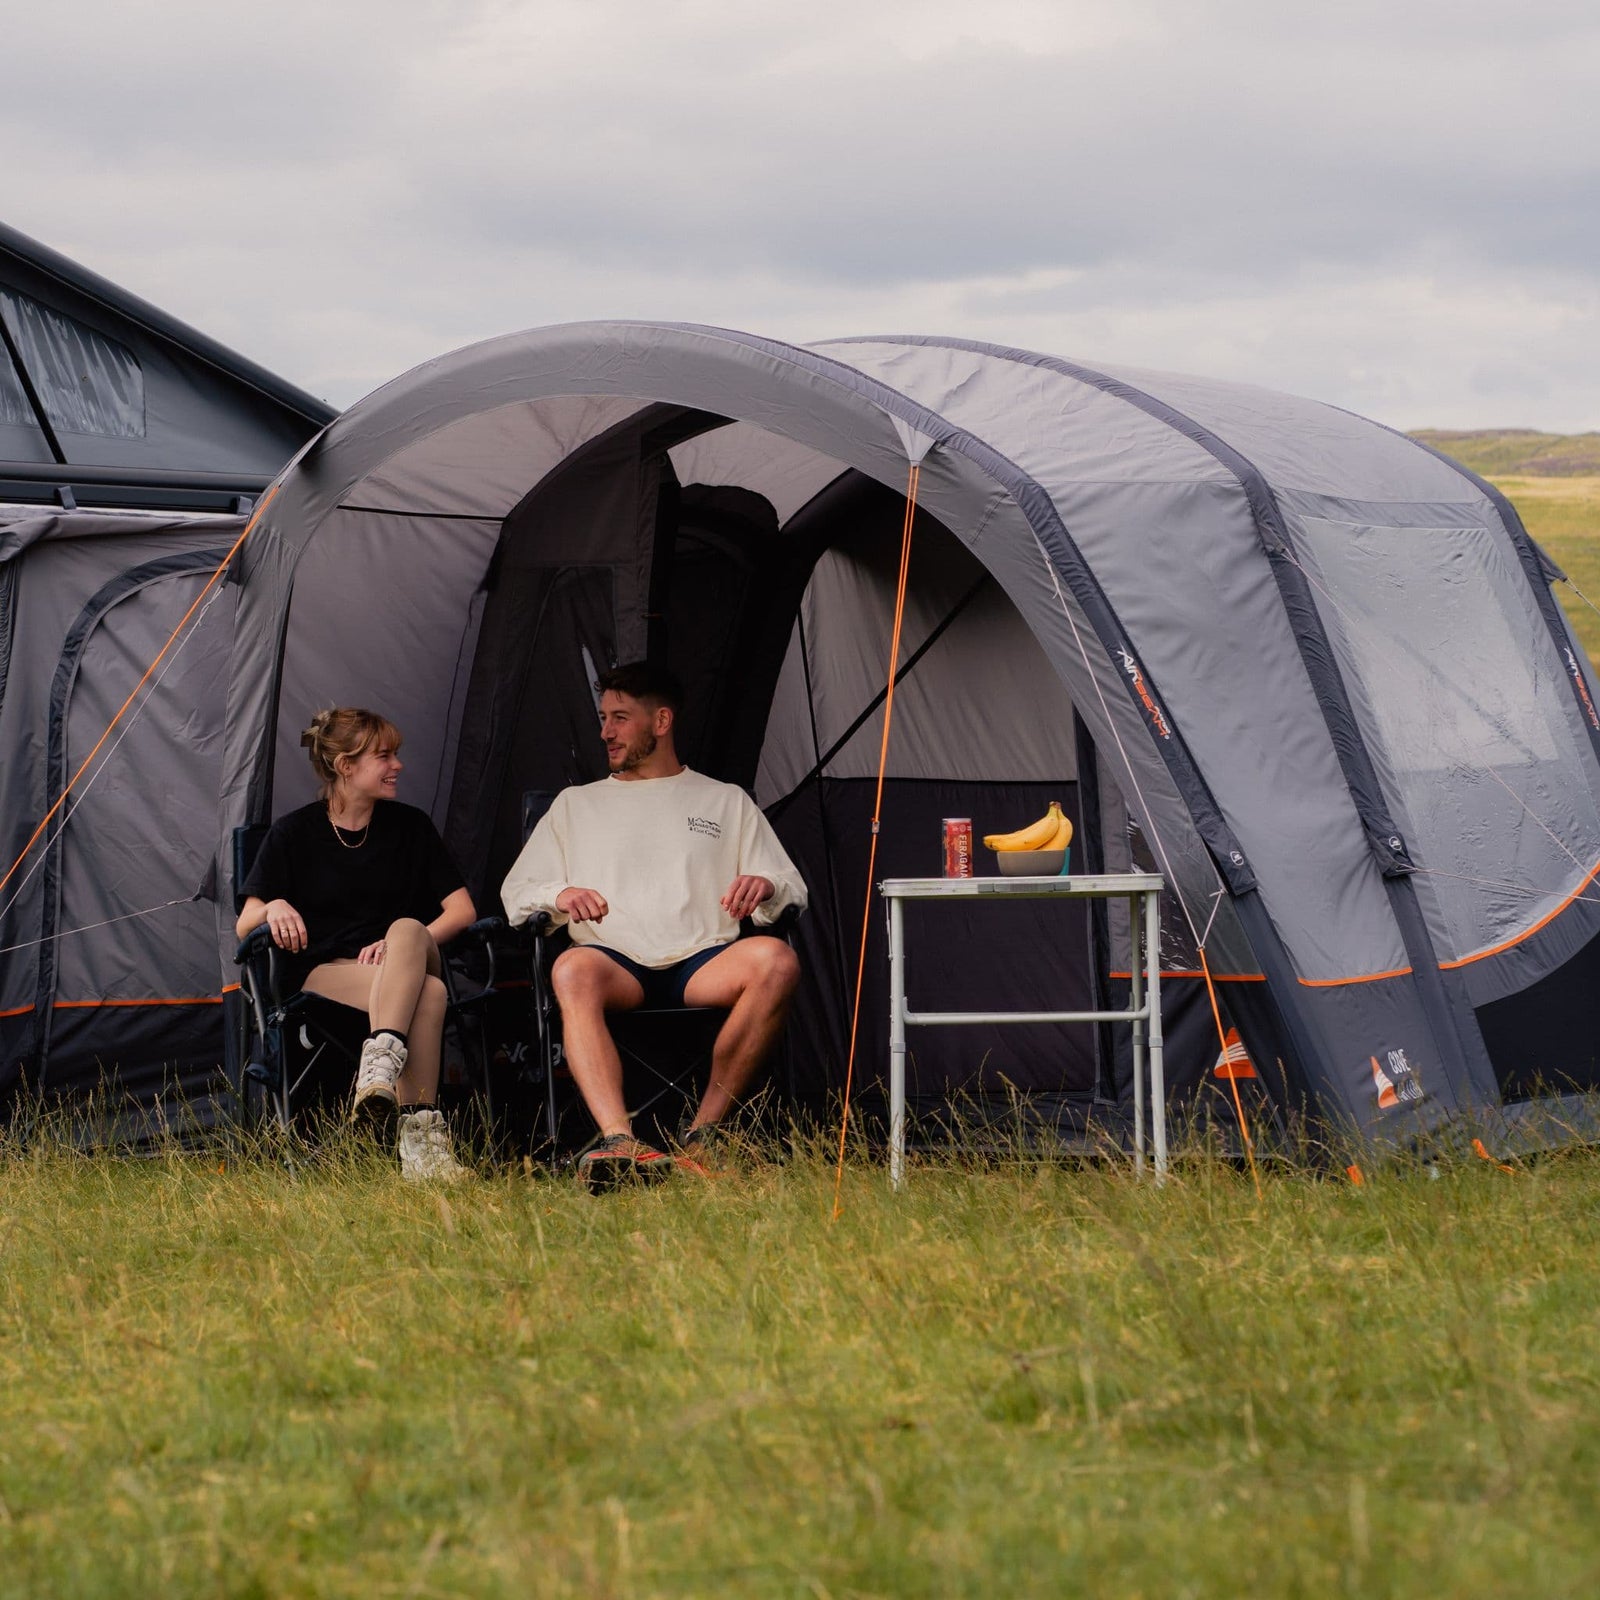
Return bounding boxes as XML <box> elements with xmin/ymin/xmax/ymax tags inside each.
<box><xmin>264</xmin><ymin>898</ymin><xmax>307</xmax><ymax>953</ymax></box>
<box><xmin>721</xmin><ymin>875</ymin><xmax>774</xmax><ymax>922</ymax></box>
<box><xmin>556</xmin><ymin>886</ymin><xmax>609</xmax><ymax>923</ymax></box>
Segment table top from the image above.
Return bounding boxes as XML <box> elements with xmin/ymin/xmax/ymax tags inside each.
<box><xmin>879</xmin><ymin>873</ymin><xmax>1163</xmax><ymax>899</ymax></box>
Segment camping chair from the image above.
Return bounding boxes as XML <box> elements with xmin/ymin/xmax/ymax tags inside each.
<box><xmin>513</xmin><ymin>790</ymin><xmax>802</xmax><ymax>1166</ymax></box>
<box><xmin>230</xmin><ymin>824</ymin><xmax>501</xmax><ymax>1134</ymax></box>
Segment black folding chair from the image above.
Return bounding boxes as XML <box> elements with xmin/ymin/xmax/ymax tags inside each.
<box><xmin>229</xmin><ymin>824</ymin><xmax>501</xmax><ymax>1134</ymax></box>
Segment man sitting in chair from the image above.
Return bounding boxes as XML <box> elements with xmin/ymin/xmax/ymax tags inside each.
<box><xmin>501</xmin><ymin>661</ymin><xmax>807</xmax><ymax>1187</ymax></box>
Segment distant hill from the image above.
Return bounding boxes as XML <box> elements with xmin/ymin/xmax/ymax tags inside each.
<box><xmin>1408</xmin><ymin>429</ymin><xmax>1600</xmax><ymax>477</ymax></box>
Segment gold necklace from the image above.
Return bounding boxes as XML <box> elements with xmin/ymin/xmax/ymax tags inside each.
<box><xmin>328</xmin><ymin>806</ymin><xmax>370</xmax><ymax>849</ymax></box>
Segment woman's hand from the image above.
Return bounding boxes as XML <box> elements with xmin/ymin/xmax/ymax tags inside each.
<box><xmin>356</xmin><ymin>939</ymin><xmax>387</xmax><ymax>966</ymax></box>
<box><xmin>264</xmin><ymin>899</ymin><xmax>307</xmax><ymax>953</ymax></box>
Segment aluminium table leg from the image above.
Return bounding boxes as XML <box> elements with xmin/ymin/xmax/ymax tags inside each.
<box><xmin>1147</xmin><ymin>889</ymin><xmax>1167</xmax><ymax>1183</ymax></box>
<box><xmin>888</xmin><ymin>895</ymin><xmax>907</xmax><ymax>1191</ymax></box>
<box><xmin>1130</xmin><ymin>891</ymin><xmax>1145</xmax><ymax>1178</ymax></box>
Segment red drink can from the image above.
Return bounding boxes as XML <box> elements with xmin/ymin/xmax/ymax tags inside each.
<box><xmin>942</xmin><ymin>818</ymin><xmax>974</xmax><ymax>878</ymax></box>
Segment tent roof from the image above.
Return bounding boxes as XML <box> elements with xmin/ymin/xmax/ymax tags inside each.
<box><xmin>0</xmin><ymin>222</ymin><xmax>336</xmax><ymax>513</ymax></box>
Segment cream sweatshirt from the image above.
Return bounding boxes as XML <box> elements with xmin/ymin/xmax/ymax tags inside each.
<box><xmin>500</xmin><ymin>767</ymin><xmax>808</xmax><ymax>967</ymax></box>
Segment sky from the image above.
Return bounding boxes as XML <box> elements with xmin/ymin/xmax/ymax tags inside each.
<box><xmin>6</xmin><ymin>0</ymin><xmax>1599</xmax><ymax>429</ymax></box>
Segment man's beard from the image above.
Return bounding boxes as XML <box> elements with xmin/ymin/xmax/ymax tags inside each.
<box><xmin>613</xmin><ymin>730</ymin><xmax>657</xmax><ymax>771</ymax></box>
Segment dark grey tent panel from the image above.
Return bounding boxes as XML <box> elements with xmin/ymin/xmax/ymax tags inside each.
<box><xmin>0</xmin><ymin>222</ymin><xmax>336</xmax><ymax>513</ymax></box>
<box><xmin>205</xmin><ymin>321</ymin><xmax>1600</xmax><ymax>1155</ymax></box>
<box><xmin>0</xmin><ymin>508</ymin><xmax>244</xmax><ymax>1116</ymax></box>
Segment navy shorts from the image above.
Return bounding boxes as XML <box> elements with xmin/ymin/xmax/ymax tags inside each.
<box><xmin>590</xmin><ymin>944</ymin><xmax>727</xmax><ymax>1008</ymax></box>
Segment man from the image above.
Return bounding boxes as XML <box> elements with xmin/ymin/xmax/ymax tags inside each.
<box><xmin>501</xmin><ymin>662</ymin><xmax>806</xmax><ymax>1186</ymax></box>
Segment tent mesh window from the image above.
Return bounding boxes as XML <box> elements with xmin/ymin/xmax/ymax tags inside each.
<box><xmin>0</xmin><ymin>289</ymin><xmax>145</xmax><ymax>438</ymax></box>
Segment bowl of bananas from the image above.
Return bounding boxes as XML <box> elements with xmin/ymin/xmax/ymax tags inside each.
<box><xmin>984</xmin><ymin>801</ymin><xmax>1073</xmax><ymax>877</ymax></box>
<box><xmin>996</xmin><ymin>846</ymin><xmax>1069</xmax><ymax>877</ymax></box>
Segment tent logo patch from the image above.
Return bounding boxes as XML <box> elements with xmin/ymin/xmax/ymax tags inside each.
<box><xmin>1115</xmin><ymin>645</ymin><xmax>1171</xmax><ymax>740</ymax></box>
<box><xmin>1213</xmin><ymin>1027</ymin><xmax>1257</xmax><ymax>1079</ymax></box>
<box><xmin>1370</xmin><ymin>1046</ymin><xmax>1421</xmax><ymax>1110</ymax></box>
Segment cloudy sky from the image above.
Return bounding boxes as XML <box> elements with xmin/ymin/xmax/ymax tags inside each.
<box><xmin>7</xmin><ymin>0</ymin><xmax>1598</xmax><ymax>428</ymax></box>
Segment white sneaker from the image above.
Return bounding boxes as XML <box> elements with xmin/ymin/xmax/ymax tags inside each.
<box><xmin>398</xmin><ymin>1108</ymin><xmax>470</xmax><ymax>1183</ymax></box>
<box><xmin>352</xmin><ymin>1031</ymin><xmax>406</xmax><ymax>1128</ymax></box>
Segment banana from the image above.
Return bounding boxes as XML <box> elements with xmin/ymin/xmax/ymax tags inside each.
<box><xmin>1047</xmin><ymin>812</ymin><xmax>1074</xmax><ymax>849</ymax></box>
<box><xmin>984</xmin><ymin>801</ymin><xmax>1067</xmax><ymax>852</ymax></box>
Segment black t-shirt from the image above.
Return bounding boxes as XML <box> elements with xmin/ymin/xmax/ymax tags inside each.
<box><xmin>241</xmin><ymin>801</ymin><xmax>465</xmax><ymax>985</ymax></box>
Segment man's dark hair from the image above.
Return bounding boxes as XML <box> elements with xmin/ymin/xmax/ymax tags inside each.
<box><xmin>596</xmin><ymin>660</ymin><xmax>684</xmax><ymax>715</ymax></box>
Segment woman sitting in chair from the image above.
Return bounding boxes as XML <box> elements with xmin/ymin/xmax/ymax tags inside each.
<box><xmin>235</xmin><ymin>706</ymin><xmax>477</xmax><ymax>1181</ymax></box>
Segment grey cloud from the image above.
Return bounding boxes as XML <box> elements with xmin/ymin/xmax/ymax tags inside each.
<box><xmin>3</xmin><ymin>0</ymin><xmax>1596</xmax><ymax>426</ymax></box>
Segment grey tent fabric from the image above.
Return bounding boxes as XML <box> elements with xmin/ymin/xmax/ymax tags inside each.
<box><xmin>0</xmin><ymin>507</ymin><xmax>243</xmax><ymax>1115</ymax></box>
<box><xmin>0</xmin><ymin>230</ymin><xmax>334</xmax><ymax>1118</ymax></box>
<box><xmin>0</xmin><ymin>222</ymin><xmax>335</xmax><ymax>512</ymax></box>
<box><xmin>201</xmin><ymin>321</ymin><xmax>1600</xmax><ymax>1152</ymax></box>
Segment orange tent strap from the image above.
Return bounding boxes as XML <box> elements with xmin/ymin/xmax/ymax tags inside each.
<box><xmin>833</xmin><ymin>461</ymin><xmax>919</xmax><ymax>1220</ymax></box>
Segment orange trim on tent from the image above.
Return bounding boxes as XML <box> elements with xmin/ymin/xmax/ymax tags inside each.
<box><xmin>52</xmin><ymin>996</ymin><xmax>223</xmax><ymax>1009</ymax></box>
<box><xmin>1297</xmin><ymin>966</ymin><xmax>1412</xmax><ymax>988</ymax></box>
<box><xmin>1109</xmin><ymin>968</ymin><xmax>1265</xmax><ymax>982</ymax></box>
<box><xmin>0</xmin><ymin>1004</ymin><xmax>31</xmax><ymax>1019</ymax></box>
<box><xmin>1439</xmin><ymin>854</ymin><xmax>1600</xmax><ymax>970</ymax></box>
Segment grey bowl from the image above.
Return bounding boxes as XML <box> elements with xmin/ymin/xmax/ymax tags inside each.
<box><xmin>995</xmin><ymin>847</ymin><xmax>1068</xmax><ymax>877</ymax></box>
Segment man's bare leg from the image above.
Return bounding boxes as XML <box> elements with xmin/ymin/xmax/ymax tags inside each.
<box><xmin>681</xmin><ymin>936</ymin><xmax>801</xmax><ymax>1132</ymax></box>
<box><xmin>549</xmin><ymin>948</ymin><xmax>645</xmax><ymax>1138</ymax></box>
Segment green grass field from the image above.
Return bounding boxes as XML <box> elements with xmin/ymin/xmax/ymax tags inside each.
<box><xmin>5</xmin><ymin>1132</ymin><xmax>1600</xmax><ymax>1598</ymax></box>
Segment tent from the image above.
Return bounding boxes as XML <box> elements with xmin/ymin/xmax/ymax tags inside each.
<box><xmin>1</xmin><ymin>220</ymin><xmax>334</xmax><ymax>514</ymax></box>
<box><xmin>0</xmin><ymin>224</ymin><xmax>336</xmax><ymax>1118</ymax></box>
<box><xmin>200</xmin><ymin>322</ymin><xmax>1600</xmax><ymax>1153</ymax></box>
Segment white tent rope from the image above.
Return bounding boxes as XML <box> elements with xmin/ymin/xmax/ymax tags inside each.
<box><xmin>0</xmin><ymin>895</ymin><xmax>200</xmax><ymax>957</ymax></box>
<box><xmin>1034</xmin><ymin>534</ymin><xmax>1209</xmax><ymax>948</ymax></box>
<box><xmin>1407</xmin><ymin>860</ymin><xmax>1600</xmax><ymax>908</ymax></box>
<box><xmin>0</xmin><ymin>579</ymin><xmax>228</xmax><ymax>936</ymax></box>
<box><xmin>1561</xmin><ymin>576</ymin><xmax>1600</xmax><ymax>624</ymax></box>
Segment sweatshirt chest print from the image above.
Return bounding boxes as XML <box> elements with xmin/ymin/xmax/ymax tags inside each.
<box><xmin>686</xmin><ymin>815</ymin><xmax>722</xmax><ymax>840</ymax></box>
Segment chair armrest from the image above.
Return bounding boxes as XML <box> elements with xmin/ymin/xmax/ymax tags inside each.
<box><xmin>234</xmin><ymin>924</ymin><xmax>274</xmax><ymax>965</ymax></box>
<box><xmin>234</xmin><ymin>923</ymin><xmax>292</xmax><ymax>1011</ymax></box>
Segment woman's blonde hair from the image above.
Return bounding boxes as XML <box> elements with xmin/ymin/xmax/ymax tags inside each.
<box><xmin>299</xmin><ymin>708</ymin><xmax>402</xmax><ymax>800</ymax></box>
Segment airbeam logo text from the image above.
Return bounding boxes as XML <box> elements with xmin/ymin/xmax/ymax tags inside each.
<box><xmin>1563</xmin><ymin>646</ymin><xmax>1599</xmax><ymax>731</ymax></box>
<box><xmin>1116</xmin><ymin>645</ymin><xmax>1171</xmax><ymax>740</ymax></box>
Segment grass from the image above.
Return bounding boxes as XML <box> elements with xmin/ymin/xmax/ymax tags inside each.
<box><xmin>1489</xmin><ymin>476</ymin><xmax>1600</xmax><ymax>666</ymax></box>
<box><xmin>1410</xmin><ymin>429</ymin><xmax>1600</xmax><ymax>479</ymax></box>
<box><xmin>5</xmin><ymin>1128</ymin><xmax>1600</xmax><ymax>1597</ymax></box>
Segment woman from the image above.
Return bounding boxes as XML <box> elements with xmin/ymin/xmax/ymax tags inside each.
<box><xmin>235</xmin><ymin>707</ymin><xmax>477</xmax><ymax>1181</ymax></box>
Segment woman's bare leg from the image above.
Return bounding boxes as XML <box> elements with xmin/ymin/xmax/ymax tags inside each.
<box><xmin>302</xmin><ymin>918</ymin><xmax>447</xmax><ymax>1105</ymax></box>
